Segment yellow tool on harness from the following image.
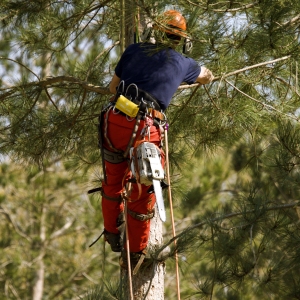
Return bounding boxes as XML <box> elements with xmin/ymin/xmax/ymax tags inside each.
<box><xmin>115</xmin><ymin>95</ymin><xmax>139</xmax><ymax>118</ymax></box>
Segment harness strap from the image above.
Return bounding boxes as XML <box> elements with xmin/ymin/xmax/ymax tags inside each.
<box><xmin>148</xmin><ymin>108</ymin><xmax>165</xmax><ymax>121</ymax></box>
<box><xmin>103</xmin><ymin>148</ymin><xmax>126</xmax><ymax>164</ymax></box>
<box><xmin>102</xmin><ymin>106</ymin><xmax>142</xmax><ymax>159</ymax></box>
<box><xmin>102</xmin><ymin>189</ymin><xmax>123</xmax><ymax>202</ymax></box>
<box><xmin>103</xmin><ymin>106</ymin><xmax>123</xmax><ymax>154</ymax></box>
<box><xmin>98</xmin><ymin>110</ymin><xmax>108</xmax><ymax>183</ymax></box>
<box><xmin>87</xmin><ymin>186</ymin><xmax>123</xmax><ymax>202</ymax></box>
<box><xmin>125</xmin><ymin>85</ymin><xmax>161</xmax><ymax>112</ymax></box>
<box><xmin>127</xmin><ymin>208</ymin><xmax>155</xmax><ymax>222</ymax></box>
<box><xmin>123</xmin><ymin>113</ymin><xmax>142</xmax><ymax>158</ymax></box>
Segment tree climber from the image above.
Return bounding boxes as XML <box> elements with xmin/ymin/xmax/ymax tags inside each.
<box><xmin>100</xmin><ymin>10</ymin><xmax>214</xmax><ymax>269</ymax></box>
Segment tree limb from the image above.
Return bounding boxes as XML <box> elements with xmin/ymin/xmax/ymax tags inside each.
<box><xmin>178</xmin><ymin>55</ymin><xmax>292</xmax><ymax>89</ymax></box>
<box><xmin>159</xmin><ymin>201</ymin><xmax>299</xmax><ymax>255</ymax></box>
<box><xmin>185</xmin><ymin>0</ymin><xmax>258</xmax><ymax>12</ymax></box>
<box><xmin>0</xmin><ymin>56</ymin><xmax>292</xmax><ymax>101</ymax></box>
<box><xmin>50</xmin><ymin>219</ymin><xmax>75</xmax><ymax>240</ymax></box>
<box><xmin>225</xmin><ymin>79</ymin><xmax>299</xmax><ymax>121</ymax></box>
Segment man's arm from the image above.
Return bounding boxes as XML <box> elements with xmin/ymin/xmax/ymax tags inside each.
<box><xmin>196</xmin><ymin>66</ymin><xmax>214</xmax><ymax>84</ymax></box>
<box><xmin>109</xmin><ymin>73</ymin><xmax>121</xmax><ymax>94</ymax></box>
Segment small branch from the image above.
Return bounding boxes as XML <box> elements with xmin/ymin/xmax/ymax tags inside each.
<box><xmin>72</xmin><ymin>89</ymin><xmax>87</xmax><ymax>125</ymax></box>
<box><xmin>0</xmin><ymin>76</ymin><xmax>110</xmax><ymax>95</ymax></box>
<box><xmin>0</xmin><ymin>206</ymin><xmax>31</xmax><ymax>242</ymax></box>
<box><xmin>281</xmin><ymin>14</ymin><xmax>300</xmax><ymax>27</ymax></box>
<box><xmin>0</xmin><ymin>57</ymin><xmax>40</xmax><ymax>81</ymax></box>
<box><xmin>204</xmin><ymin>85</ymin><xmax>220</xmax><ymax>111</ymax></box>
<box><xmin>184</xmin><ymin>0</ymin><xmax>258</xmax><ymax>12</ymax></box>
<box><xmin>272</xmin><ymin>75</ymin><xmax>300</xmax><ymax>97</ymax></box>
<box><xmin>40</xmin><ymin>76</ymin><xmax>110</xmax><ymax>94</ymax></box>
<box><xmin>85</xmin><ymin>41</ymin><xmax>120</xmax><ymax>81</ymax></box>
<box><xmin>60</xmin><ymin>6</ymin><xmax>102</xmax><ymax>53</ymax></box>
<box><xmin>49</xmin><ymin>268</ymin><xmax>84</xmax><ymax>299</ymax></box>
<box><xmin>44</xmin><ymin>87</ymin><xmax>60</xmax><ymax>111</ymax></box>
<box><xmin>178</xmin><ymin>55</ymin><xmax>292</xmax><ymax>90</ymax></box>
<box><xmin>82</xmin><ymin>272</ymin><xmax>98</xmax><ymax>284</ymax></box>
<box><xmin>50</xmin><ymin>219</ymin><xmax>74</xmax><ymax>240</ymax></box>
<box><xmin>170</xmin><ymin>83</ymin><xmax>201</xmax><ymax>125</ymax></box>
<box><xmin>210</xmin><ymin>225</ymin><xmax>217</xmax><ymax>300</ymax></box>
<box><xmin>224</xmin><ymin>79</ymin><xmax>299</xmax><ymax>121</ymax></box>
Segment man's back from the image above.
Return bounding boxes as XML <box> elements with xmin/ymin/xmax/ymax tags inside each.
<box><xmin>115</xmin><ymin>43</ymin><xmax>200</xmax><ymax>110</ymax></box>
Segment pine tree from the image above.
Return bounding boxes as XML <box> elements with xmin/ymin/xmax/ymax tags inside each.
<box><xmin>1</xmin><ymin>0</ymin><xmax>300</xmax><ymax>299</ymax></box>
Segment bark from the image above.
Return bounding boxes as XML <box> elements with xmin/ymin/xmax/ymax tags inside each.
<box><xmin>124</xmin><ymin>0</ymin><xmax>136</xmax><ymax>48</ymax></box>
<box><xmin>122</xmin><ymin>207</ymin><xmax>165</xmax><ymax>300</ymax></box>
<box><xmin>32</xmin><ymin>206</ymin><xmax>46</xmax><ymax>300</ymax></box>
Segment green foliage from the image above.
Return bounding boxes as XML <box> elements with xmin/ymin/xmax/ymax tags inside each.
<box><xmin>0</xmin><ymin>160</ymin><xmax>123</xmax><ymax>299</ymax></box>
<box><xmin>1</xmin><ymin>0</ymin><xmax>300</xmax><ymax>299</ymax></box>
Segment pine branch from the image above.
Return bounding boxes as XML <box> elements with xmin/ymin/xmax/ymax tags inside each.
<box><xmin>0</xmin><ymin>56</ymin><xmax>291</xmax><ymax>102</ymax></box>
<box><xmin>49</xmin><ymin>268</ymin><xmax>85</xmax><ymax>299</ymax></box>
<box><xmin>43</xmin><ymin>87</ymin><xmax>60</xmax><ymax>111</ymax></box>
<box><xmin>281</xmin><ymin>14</ymin><xmax>300</xmax><ymax>26</ymax></box>
<box><xmin>39</xmin><ymin>76</ymin><xmax>109</xmax><ymax>94</ymax></box>
<box><xmin>85</xmin><ymin>41</ymin><xmax>120</xmax><ymax>81</ymax></box>
<box><xmin>0</xmin><ymin>56</ymin><xmax>40</xmax><ymax>80</ymax></box>
<box><xmin>159</xmin><ymin>201</ymin><xmax>299</xmax><ymax>255</ymax></box>
<box><xmin>185</xmin><ymin>0</ymin><xmax>259</xmax><ymax>12</ymax></box>
<box><xmin>169</xmin><ymin>83</ymin><xmax>201</xmax><ymax>125</ymax></box>
<box><xmin>224</xmin><ymin>79</ymin><xmax>299</xmax><ymax>121</ymax></box>
<box><xmin>57</xmin><ymin>4</ymin><xmax>102</xmax><ymax>53</ymax></box>
<box><xmin>272</xmin><ymin>75</ymin><xmax>300</xmax><ymax>97</ymax></box>
<box><xmin>178</xmin><ymin>55</ymin><xmax>292</xmax><ymax>90</ymax></box>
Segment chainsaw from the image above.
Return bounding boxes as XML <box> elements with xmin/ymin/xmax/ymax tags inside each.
<box><xmin>130</xmin><ymin>142</ymin><xmax>166</xmax><ymax>222</ymax></box>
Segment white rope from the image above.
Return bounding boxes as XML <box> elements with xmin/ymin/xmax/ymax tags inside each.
<box><xmin>124</xmin><ymin>183</ymin><xmax>134</xmax><ymax>300</ymax></box>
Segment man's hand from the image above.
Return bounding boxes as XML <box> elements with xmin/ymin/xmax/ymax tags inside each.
<box><xmin>196</xmin><ymin>66</ymin><xmax>214</xmax><ymax>84</ymax></box>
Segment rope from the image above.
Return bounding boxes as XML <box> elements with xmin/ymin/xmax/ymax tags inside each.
<box><xmin>124</xmin><ymin>183</ymin><xmax>134</xmax><ymax>300</ymax></box>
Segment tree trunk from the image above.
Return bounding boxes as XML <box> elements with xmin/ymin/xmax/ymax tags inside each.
<box><xmin>122</xmin><ymin>207</ymin><xmax>165</xmax><ymax>300</ymax></box>
<box><xmin>124</xmin><ymin>0</ymin><xmax>136</xmax><ymax>48</ymax></box>
<box><xmin>32</xmin><ymin>206</ymin><xmax>46</xmax><ymax>300</ymax></box>
<box><xmin>120</xmin><ymin>2</ymin><xmax>165</xmax><ymax>298</ymax></box>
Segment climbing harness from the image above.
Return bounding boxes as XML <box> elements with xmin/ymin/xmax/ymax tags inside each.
<box><xmin>90</xmin><ymin>81</ymin><xmax>169</xmax><ymax>287</ymax></box>
<box><xmin>101</xmin><ymin>82</ymin><xmax>166</xmax><ymax>160</ymax></box>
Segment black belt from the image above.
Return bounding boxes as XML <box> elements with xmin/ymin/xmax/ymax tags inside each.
<box><xmin>112</xmin><ymin>86</ymin><xmax>165</xmax><ymax>121</ymax></box>
<box><xmin>116</xmin><ymin>85</ymin><xmax>162</xmax><ymax>112</ymax></box>
<box><xmin>114</xmin><ymin>107</ymin><xmax>165</xmax><ymax>122</ymax></box>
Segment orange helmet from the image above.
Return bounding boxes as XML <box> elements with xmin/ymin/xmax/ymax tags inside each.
<box><xmin>160</xmin><ymin>10</ymin><xmax>188</xmax><ymax>38</ymax></box>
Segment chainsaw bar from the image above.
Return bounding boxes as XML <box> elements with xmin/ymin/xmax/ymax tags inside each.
<box><xmin>153</xmin><ymin>179</ymin><xmax>166</xmax><ymax>222</ymax></box>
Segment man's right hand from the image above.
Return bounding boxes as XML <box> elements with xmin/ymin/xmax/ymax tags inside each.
<box><xmin>196</xmin><ymin>66</ymin><xmax>214</xmax><ymax>84</ymax></box>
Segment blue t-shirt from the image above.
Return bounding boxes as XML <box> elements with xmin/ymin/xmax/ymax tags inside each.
<box><xmin>115</xmin><ymin>43</ymin><xmax>200</xmax><ymax>110</ymax></box>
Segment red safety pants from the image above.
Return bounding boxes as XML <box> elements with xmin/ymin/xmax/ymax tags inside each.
<box><xmin>101</xmin><ymin>109</ymin><xmax>164</xmax><ymax>252</ymax></box>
